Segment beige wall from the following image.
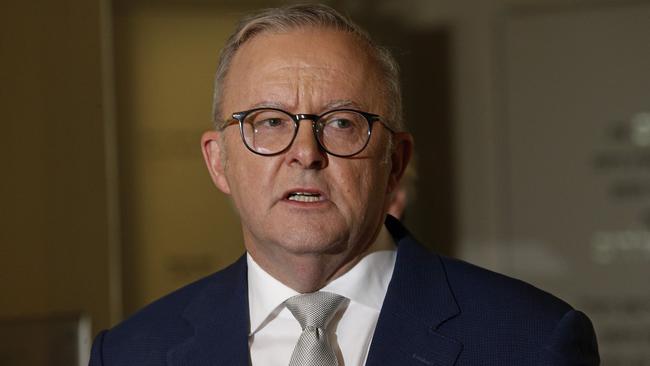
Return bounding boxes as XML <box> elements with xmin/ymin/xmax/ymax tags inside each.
<box><xmin>113</xmin><ymin>1</ymin><xmax>249</xmax><ymax>315</ymax></box>
<box><xmin>0</xmin><ymin>0</ymin><xmax>119</xmax><ymax>336</ymax></box>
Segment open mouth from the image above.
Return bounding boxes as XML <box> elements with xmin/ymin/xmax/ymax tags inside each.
<box><xmin>287</xmin><ymin>192</ymin><xmax>325</xmax><ymax>203</ymax></box>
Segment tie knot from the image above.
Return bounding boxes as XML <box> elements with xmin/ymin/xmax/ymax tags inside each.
<box><xmin>285</xmin><ymin>291</ymin><xmax>346</xmax><ymax>329</ymax></box>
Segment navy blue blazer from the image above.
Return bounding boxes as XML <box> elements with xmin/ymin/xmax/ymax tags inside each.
<box><xmin>90</xmin><ymin>216</ymin><xmax>599</xmax><ymax>365</ymax></box>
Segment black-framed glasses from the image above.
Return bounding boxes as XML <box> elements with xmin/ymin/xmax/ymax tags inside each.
<box><xmin>221</xmin><ymin>107</ymin><xmax>393</xmax><ymax>157</ymax></box>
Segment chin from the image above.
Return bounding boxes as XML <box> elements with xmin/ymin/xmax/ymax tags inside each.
<box><xmin>278</xmin><ymin>226</ymin><xmax>349</xmax><ymax>256</ymax></box>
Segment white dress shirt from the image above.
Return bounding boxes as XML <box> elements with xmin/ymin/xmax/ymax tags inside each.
<box><xmin>247</xmin><ymin>225</ymin><xmax>396</xmax><ymax>366</ymax></box>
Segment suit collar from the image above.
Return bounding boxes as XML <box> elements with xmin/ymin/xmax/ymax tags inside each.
<box><xmin>365</xmin><ymin>215</ymin><xmax>462</xmax><ymax>366</ymax></box>
<box><xmin>165</xmin><ymin>216</ymin><xmax>462</xmax><ymax>366</ymax></box>
<box><xmin>167</xmin><ymin>255</ymin><xmax>250</xmax><ymax>366</ymax></box>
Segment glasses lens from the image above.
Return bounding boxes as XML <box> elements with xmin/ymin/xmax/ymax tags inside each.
<box><xmin>242</xmin><ymin>109</ymin><xmax>294</xmax><ymax>154</ymax></box>
<box><xmin>319</xmin><ymin>111</ymin><xmax>370</xmax><ymax>156</ymax></box>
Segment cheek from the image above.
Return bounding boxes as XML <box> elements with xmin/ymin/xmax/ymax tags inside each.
<box><xmin>231</xmin><ymin>159</ymin><xmax>287</xmax><ymax>209</ymax></box>
<box><xmin>364</xmin><ymin>159</ymin><xmax>392</xmax><ymax>205</ymax></box>
<box><xmin>224</xmin><ymin>146</ymin><xmax>273</xmax><ymax>207</ymax></box>
<box><xmin>231</xmin><ymin>163</ymin><xmax>267</xmax><ymax>191</ymax></box>
<box><xmin>335</xmin><ymin>162</ymin><xmax>389</xmax><ymax>214</ymax></box>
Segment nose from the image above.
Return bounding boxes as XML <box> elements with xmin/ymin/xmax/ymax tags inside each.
<box><xmin>285</xmin><ymin>119</ymin><xmax>328</xmax><ymax>169</ymax></box>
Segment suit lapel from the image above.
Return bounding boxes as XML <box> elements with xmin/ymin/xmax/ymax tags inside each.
<box><xmin>365</xmin><ymin>216</ymin><xmax>463</xmax><ymax>366</ymax></box>
<box><xmin>164</xmin><ymin>217</ymin><xmax>461</xmax><ymax>366</ymax></box>
<box><xmin>167</xmin><ymin>256</ymin><xmax>250</xmax><ymax>366</ymax></box>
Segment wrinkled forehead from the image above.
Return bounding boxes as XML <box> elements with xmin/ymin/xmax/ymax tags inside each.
<box><xmin>222</xmin><ymin>27</ymin><xmax>385</xmax><ymax>115</ymax></box>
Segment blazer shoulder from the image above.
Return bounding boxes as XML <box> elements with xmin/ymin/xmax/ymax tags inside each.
<box><xmin>432</xmin><ymin>256</ymin><xmax>600</xmax><ymax>364</ymax></box>
<box><xmin>386</xmin><ymin>218</ymin><xmax>599</xmax><ymax>363</ymax></box>
<box><xmin>93</xmin><ymin>256</ymin><xmax>247</xmax><ymax>364</ymax></box>
<box><xmin>388</xmin><ymin>217</ymin><xmax>574</xmax><ymax>322</ymax></box>
<box><xmin>439</xmin><ymin>255</ymin><xmax>573</xmax><ymax>318</ymax></box>
<box><xmin>437</xmin><ymin>255</ymin><xmax>572</xmax><ymax>310</ymax></box>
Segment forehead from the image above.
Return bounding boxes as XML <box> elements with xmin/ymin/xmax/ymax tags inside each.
<box><xmin>222</xmin><ymin>27</ymin><xmax>382</xmax><ymax>113</ymax></box>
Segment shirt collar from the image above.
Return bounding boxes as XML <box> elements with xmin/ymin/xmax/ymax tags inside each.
<box><xmin>247</xmin><ymin>224</ymin><xmax>396</xmax><ymax>335</ymax></box>
<box><xmin>321</xmin><ymin>225</ymin><xmax>395</xmax><ymax>310</ymax></box>
<box><xmin>247</xmin><ymin>254</ymin><xmax>299</xmax><ymax>335</ymax></box>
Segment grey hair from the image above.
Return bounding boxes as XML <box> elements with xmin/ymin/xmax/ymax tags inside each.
<box><xmin>211</xmin><ymin>3</ymin><xmax>404</xmax><ymax>132</ymax></box>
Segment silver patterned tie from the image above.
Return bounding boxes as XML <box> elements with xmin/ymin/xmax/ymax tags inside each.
<box><xmin>285</xmin><ymin>291</ymin><xmax>346</xmax><ymax>366</ymax></box>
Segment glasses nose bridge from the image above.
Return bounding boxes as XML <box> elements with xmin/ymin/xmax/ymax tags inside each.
<box><xmin>293</xmin><ymin>113</ymin><xmax>320</xmax><ymax>124</ymax></box>
<box><xmin>289</xmin><ymin>113</ymin><xmax>324</xmax><ymax>151</ymax></box>
<box><xmin>292</xmin><ymin>113</ymin><xmax>322</xmax><ymax>134</ymax></box>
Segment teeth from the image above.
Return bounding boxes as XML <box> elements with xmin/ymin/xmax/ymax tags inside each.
<box><xmin>288</xmin><ymin>192</ymin><xmax>323</xmax><ymax>202</ymax></box>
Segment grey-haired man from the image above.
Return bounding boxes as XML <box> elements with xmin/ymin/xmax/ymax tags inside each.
<box><xmin>90</xmin><ymin>4</ymin><xmax>599</xmax><ymax>365</ymax></box>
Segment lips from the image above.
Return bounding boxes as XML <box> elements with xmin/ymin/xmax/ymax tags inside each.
<box><xmin>284</xmin><ymin>189</ymin><xmax>327</xmax><ymax>203</ymax></box>
<box><xmin>287</xmin><ymin>192</ymin><xmax>324</xmax><ymax>202</ymax></box>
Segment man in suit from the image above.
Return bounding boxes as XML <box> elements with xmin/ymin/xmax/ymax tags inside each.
<box><xmin>90</xmin><ymin>4</ymin><xmax>599</xmax><ymax>365</ymax></box>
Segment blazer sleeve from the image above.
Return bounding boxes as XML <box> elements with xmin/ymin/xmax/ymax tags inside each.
<box><xmin>540</xmin><ymin>310</ymin><xmax>600</xmax><ymax>366</ymax></box>
<box><xmin>89</xmin><ymin>330</ymin><xmax>108</xmax><ymax>366</ymax></box>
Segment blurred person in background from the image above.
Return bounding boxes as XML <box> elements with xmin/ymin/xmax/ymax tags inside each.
<box><xmin>89</xmin><ymin>4</ymin><xmax>599</xmax><ymax>365</ymax></box>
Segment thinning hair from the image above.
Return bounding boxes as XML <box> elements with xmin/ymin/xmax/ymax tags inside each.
<box><xmin>212</xmin><ymin>3</ymin><xmax>404</xmax><ymax>132</ymax></box>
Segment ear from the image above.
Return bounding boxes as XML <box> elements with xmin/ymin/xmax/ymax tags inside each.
<box><xmin>387</xmin><ymin>132</ymin><xmax>414</xmax><ymax>194</ymax></box>
<box><xmin>201</xmin><ymin>130</ymin><xmax>231</xmax><ymax>194</ymax></box>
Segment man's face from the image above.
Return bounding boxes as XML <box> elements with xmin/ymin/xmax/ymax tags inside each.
<box><xmin>203</xmin><ymin>27</ymin><xmax>410</xmax><ymax>269</ymax></box>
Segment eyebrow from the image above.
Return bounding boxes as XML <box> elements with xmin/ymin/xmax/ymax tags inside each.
<box><xmin>248</xmin><ymin>101</ymin><xmax>286</xmax><ymax>110</ymax></box>
<box><xmin>246</xmin><ymin>99</ymin><xmax>367</xmax><ymax>113</ymax></box>
<box><xmin>323</xmin><ymin>99</ymin><xmax>366</xmax><ymax>111</ymax></box>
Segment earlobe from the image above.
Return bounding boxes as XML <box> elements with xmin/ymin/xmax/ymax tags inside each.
<box><xmin>201</xmin><ymin>130</ymin><xmax>231</xmax><ymax>194</ymax></box>
<box><xmin>388</xmin><ymin>132</ymin><xmax>414</xmax><ymax>193</ymax></box>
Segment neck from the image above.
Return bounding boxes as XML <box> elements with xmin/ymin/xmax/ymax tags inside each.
<box><xmin>245</xmin><ymin>225</ymin><xmax>389</xmax><ymax>293</ymax></box>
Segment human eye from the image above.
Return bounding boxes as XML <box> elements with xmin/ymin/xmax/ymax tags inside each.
<box><xmin>247</xmin><ymin>110</ymin><xmax>292</xmax><ymax>132</ymax></box>
<box><xmin>322</xmin><ymin>111</ymin><xmax>364</xmax><ymax>133</ymax></box>
<box><xmin>254</xmin><ymin>118</ymin><xmax>291</xmax><ymax>133</ymax></box>
<box><xmin>259</xmin><ymin>118</ymin><xmax>285</xmax><ymax>128</ymax></box>
<box><xmin>327</xmin><ymin>118</ymin><xmax>353</xmax><ymax>129</ymax></box>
